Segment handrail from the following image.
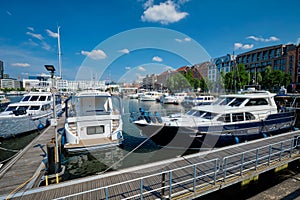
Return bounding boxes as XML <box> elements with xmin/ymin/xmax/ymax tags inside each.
<box><xmin>53</xmin><ymin>158</ymin><xmax>220</xmax><ymax>200</ymax></box>
<box><xmin>222</xmin><ymin>137</ymin><xmax>298</xmax><ymax>181</ymax></box>
<box><xmin>52</xmin><ymin>136</ymin><xmax>300</xmax><ymax>200</ymax></box>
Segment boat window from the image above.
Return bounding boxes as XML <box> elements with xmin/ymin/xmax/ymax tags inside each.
<box><xmin>229</xmin><ymin>98</ymin><xmax>246</xmax><ymax>107</ymax></box>
<box><xmin>187</xmin><ymin>109</ymin><xmax>197</xmax><ymax>115</ymax></box>
<box><xmin>232</xmin><ymin>113</ymin><xmax>244</xmax><ymax>122</ymax></box>
<box><xmin>245</xmin><ymin>98</ymin><xmax>268</xmax><ymax>106</ymax></box>
<box><xmin>192</xmin><ymin>110</ymin><xmax>206</xmax><ymax>117</ymax></box>
<box><xmin>47</xmin><ymin>96</ymin><xmax>51</xmax><ymax>101</ymax></box>
<box><xmin>87</xmin><ymin>125</ymin><xmax>105</xmax><ymax>135</ymax></box>
<box><xmin>30</xmin><ymin>96</ymin><xmax>39</xmax><ymax>101</ymax></box>
<box><xmin>39</xmin><ymin>96</ymin><xmax>47</xmax><ymax>101</ymax></box>
<box><xmin>6</xmin><ymin>106</ymin><xmax>17</xmax><ymax>111</ymax></box>
<box><xmin>245</xmin><ymin>112</ymin><xmax>255</xmax><ymax>120</ymax></box>
<box><xmin>202</xmin><ymin>112</ymin><xmax>218</xmax><ymax>120</ymax></box>
<box><xmin>21</xmin><ymin>96</ymin><xmax>30</xmax><ymax>102</ymax></box>
<box><xmin>29</xmin><ymin>106</ymin><xmax>40</xmax><ymax>110</ymax></box>
<box><xmin>18</xmin><ymin>106</ymin><xmax>29</xmax><ymax>110</ymax></box>
<box><xmin>217</xmin><ymin>114</ymin><xmax>231</xmax><ymax>122</ymax></box>
<box><xmin>212</xmin><ymin>97</ymin><xmax>234</xmax><ymax>105</ymax></box>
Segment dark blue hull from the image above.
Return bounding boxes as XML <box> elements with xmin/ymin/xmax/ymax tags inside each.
<box><xmin>134</xmin><ymin>111</ymin><xmax>296</xmax><ymax>149</ymax></box>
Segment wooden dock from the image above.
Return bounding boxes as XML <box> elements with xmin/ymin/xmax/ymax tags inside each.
<box><xmin>0</xmin><ymin>115</ymin><xmax>65</xmax><ymax>198</ymax></box>
<box><xmin>0</xmin><ymin>128</ymin><xmax>299</xmax><ymax>200</ymax></box>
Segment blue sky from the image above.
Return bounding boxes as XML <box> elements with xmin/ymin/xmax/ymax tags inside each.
<box><xmin>0</xmin><ymin>0</ymin><xmax>299</xmax><ymax>82</ymax></box>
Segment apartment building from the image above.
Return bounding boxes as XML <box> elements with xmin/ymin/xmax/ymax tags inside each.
<box><xmin>236</xmin><ymin>44</ymin><xmax>297</xmax><ymax>82</ymax></box>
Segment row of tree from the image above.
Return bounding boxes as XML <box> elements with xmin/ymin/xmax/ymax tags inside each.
<box><xmin>221</xmin><ymin>64</ymin><xmax>292</xmax><ymax>92</ymax></box>
<box><xmin>165</xmin><ymin>64</ymin><xmax>292</xmax><ymax>93</ymax></box>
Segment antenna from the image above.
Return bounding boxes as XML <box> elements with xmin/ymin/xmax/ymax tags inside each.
<box><xmin>57</xmin><ymin>26</ymin><xmax>62</xmax><ymax>79</ymax></box>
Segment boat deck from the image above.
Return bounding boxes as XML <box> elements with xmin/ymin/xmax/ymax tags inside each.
<box><xmin>64</xmin><ymin>137</ymin><xmax>120</xmax><ymax>152</ymax></box>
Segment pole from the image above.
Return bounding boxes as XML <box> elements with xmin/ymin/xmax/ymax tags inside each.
<box><xmin>51</xmin><ymin>73</ymin><xmax>60</xmax><ymax>177</ymax></box>
<box><xmin>57</xmin><ymin>26</ymin><xmax>62</xmax><ymax>79</ymax></box>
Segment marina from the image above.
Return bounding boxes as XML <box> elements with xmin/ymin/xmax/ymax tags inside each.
<box><xmin>0</xmin><ymin>96</ymin><xmax>299</xmax><ymax>199</ymax></box>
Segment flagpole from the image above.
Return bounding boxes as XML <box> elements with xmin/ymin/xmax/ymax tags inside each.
<box><xmin>57</xmin><ymin>26</ymin><xmax>62</xmax><ymax>79</ymax></box>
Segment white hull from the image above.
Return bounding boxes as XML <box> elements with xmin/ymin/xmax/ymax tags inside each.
<box><xmin>0</xmin><ymin>91</ymin><xmax>63</xmax><ymax>139</ymax></box>
<box><xmin>0</xmin><ymin>112</ymin><xmax>51</xmax><ymax>138</ymax></box>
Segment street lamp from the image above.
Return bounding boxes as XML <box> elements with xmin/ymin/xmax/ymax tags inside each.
<box><xmin>44</xmin><ymin>65</ymin><xmax>60</xmax><ymax>182</ymax></box>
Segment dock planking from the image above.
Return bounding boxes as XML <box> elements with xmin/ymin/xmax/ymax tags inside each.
<box><xmin>0</xmin><ymin>115</ymin><xmax>65</xmax><ymax>197</ymax></box>
<box><xmin>0</xmin><ymin>130</ymin><xmax>298</xmax><ymax>200</ymax></box>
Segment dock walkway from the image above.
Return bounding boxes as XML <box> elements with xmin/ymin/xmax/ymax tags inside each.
<box><xmin>1</xmin><ymin>129</ymin><xmax>299</xmax><ymax>200</ymax></box>
<box><xmin>0</xmin><ymin>115</ymin><xmax>65</xmax><ymax>197</ymax></box>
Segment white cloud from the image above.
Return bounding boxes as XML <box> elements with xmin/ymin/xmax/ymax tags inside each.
<box><xmin>11</xmin><ymin>63</ymin><xmax>30</xmax><ymax>67</ymax></box>
<box><xmin>184</xmin><ymin>37</ymin><xmax>191</xmax><ymax>42</ymax></box>
<box><xmin>26</xmin><ymin>31</ymin><xmax>44</xmax><ymax>40</ymax></box>
<box><xmin>175</xmin><ymin>37</ymin><xmax>191</xmax><ymax>43</ymax></box>
<box><xmin>138</xmin><ymin>66</ymin><xmax>146</xmax><ymax>71</ymax></box>
<box><xmin>125</xmin><ymin>66</ymin><xmax>131</xmax><ymax>70</ymax></box>
<box><xmin>297</xmin><ymin>38</ymin><xmax>300</xmax><ymax>45</ymax></box>
<box><xmin>234</xmin><ymin>43</ymin><xmax>243</xmax><ymax>50</ymax></box>
<box><xmin>118</xmin><ymin>48</ymin><xmax>130</xmax><ymax>54</ymax></box>
<box><xmin>247</xmin><ymin>35</ymin><xmax>280</xmax><ymax>42</ymax></box>
<box><xmin>81</xmin><ymin>49</ymin><xmax>107</xmax><ymax>60</ymax></box>
<box><xmin>241</xmin><ymin>44</ymin><xmax>254</xmax><ymax>49</ymax></box>
<box><xmin>46</xmin><ymin>29</ymin><xmax>59</xmax><ymax>38</ymax></box>
<box><xmin>234</xmin><ymin>42</ymin><xmax>254</xmax><ymax>50</ymax></box>
<box><xmin>27</xmin><ymin>27</ymin><xmax>34</xmax><ymax>32</ymax></box>
<box><xmin>141</xmin><ymin>0</ymin><xmax>188</xmax><ymax>24</ymax></box>
<box><xmin>152</xmin><ymin>56</ymin><xmax>163</xmax><ymax>62</ymax></box>
<box><xmin>41</xmin><ymin>41</ymin><xmax>51</xmax><ymax>51</ymax></box>
<box><xmin>143</xmin><ymin>0</ymin><xmax>154</xmax><ymax>9</ymax></box>
<box><xmin>164</xmin><ymin>66</ymin><xmax>173</xmax><ymax>70</ymax></box>
<box><xmin>27</xmin><ymin>38</ymin><xmax>39</xmax><ymax>47</ymax></box>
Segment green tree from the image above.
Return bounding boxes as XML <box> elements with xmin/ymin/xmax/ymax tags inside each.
<box><xmin>256</xmin><ymin>72</ymin><xmax>262</xmax><ymax>85</ymax></box>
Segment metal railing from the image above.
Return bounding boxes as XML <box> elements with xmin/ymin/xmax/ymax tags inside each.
<box><xmin>54</xmin><ymin>158</ymin><xmax>220</xmax><ymax>200</ymax></box>
<box><xmin>222</xmin><ymin>136</ymin><xmax>300</xmax><ymax>182</ymax></box>
<box><xmin>53</xmin><ymin>136</ymin><xmax>300</xmax><ymax>200</ymax></box>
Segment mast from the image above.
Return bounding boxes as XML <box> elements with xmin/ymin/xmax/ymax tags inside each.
<box><xmin>57</xmin><ymin>26</ymin><xmax>62</xmax><ymax>79</ymax></box>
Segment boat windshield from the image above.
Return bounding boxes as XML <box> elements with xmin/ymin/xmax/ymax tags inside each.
<box><xmin>21</xmin><ymin>96</ymin><xmax>30</xmax><ymax>102</ymax></box>
<box><xmin>39</xmin><ymin>96</ymin><xmax>47</xmax><ymax>101</ymax></box>
<box><xmin>201</xmin><ymin>112</ymin><xmax>218</xmax><ymax>120</ymax></box>
<box><xmin>228</xmin><ymin>98</ymin><xmax>246</xmax><ymax>107</ymax></box>
<box><xmin>186</xmin><ymin>109</ymin><xmax>206</xmax><ymax>117</ymax></box>
<box><xmin>71</xmin><ymin>96</ymin><xmax>112</xmax><ymax>117</ymax></box>
<box><xmin>212</xmin><ymin>97</ymin><xmax>235</xmax><ymax>105</ymax></box>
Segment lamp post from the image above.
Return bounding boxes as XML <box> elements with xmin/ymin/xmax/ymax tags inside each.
<box><xmin>44</xmin><ymin>65</ymin><xmax>60</xmax><ymax>180</ymax></box>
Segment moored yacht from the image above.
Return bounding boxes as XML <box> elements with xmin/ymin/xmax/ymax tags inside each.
<box><xmin>0</xmin><ymin>91</ymin><xmax>62</xmax><ymax>139</ymax></box>
<box><xmin>63</xmin><ymin>90</ymin><xmax>123</xmax><ymax>153</ymax></box>
<box><xmin>139</xmin><ymin>91</ymin><xmax>162</xmax><ymax>101</ymax></box>
<box><xmin>130</xmin><ymin>90</ymin><xmax>296</xmax><ymax>149</ymax></box>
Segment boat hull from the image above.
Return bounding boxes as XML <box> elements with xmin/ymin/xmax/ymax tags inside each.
<box><xmin>0</xmin><ymin>113</ymin><xmax>51</xmax><ymax>139</ymax></box>
<box><xmin>134</xmin><ymin>111</ymin><xmax>296</xmax><ymax>149</ymax></box>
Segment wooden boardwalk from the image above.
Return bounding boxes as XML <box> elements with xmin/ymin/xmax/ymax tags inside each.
<box><xmin>1</xmin><ymin>129</ymin><xmax>299</xmax><ymax>200</ymax></box>
<box><xmin>0</xmin><ymin>115</ymin><xmax>65</xmax><ymax>198</ymax></box>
